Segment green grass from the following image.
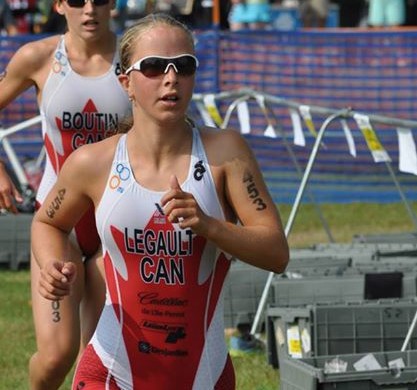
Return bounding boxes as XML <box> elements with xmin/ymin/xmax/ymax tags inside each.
<box><xmin>232</xmin><ymin>351</ymin><xmax>279</xmax><ymax>390</ymax></box>
<box><xmin>0</xmin><ymin>271</ymin><xmax>34</xmax><ymax>389</ymax></box>
<box><xmin>278</xmin><ymin>201</ymin><xmax>417</xmax><ymax>248</ymax></box>
<box><xmin>1</xmin><ymin>201</ymin><xmax>416</xmax><ymax>389</ymax></box>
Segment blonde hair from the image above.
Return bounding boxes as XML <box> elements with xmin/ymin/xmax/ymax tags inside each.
<box><xmin>119</xmin><ymin>13</ymin><xmax>195</xmax><ymax>74</ymax></box>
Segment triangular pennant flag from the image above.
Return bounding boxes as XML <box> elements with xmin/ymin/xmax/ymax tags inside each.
<box><xmin>236</xmin><ymin>100</ymin><xmax>251</xmax><ymax>134</ymax></box>
<box><xmin>353</xmin><ymin>113</ymin><xmax>391</xmax><ymax>163</ymax></box>
<box><xmin>289</xmin><ymin>108</ymin><xmax>305</xmax><ymax>146</ymax></box>
<box><xmin>299</xmin><ymin>105</ymin><xmax>317</xmax><ymax>137</ymax></box>
<box><xmin>264</xmin><ymin>124</ymin><xmax>277</xmax><ymax>138</ymax></box>
<box><xmin>397</xmin><ymin>127</ymin><xmax>417</xmax><ymax>175</ymax></box>
<box><xmin>195</xmin><ymin>101</ymin><xmax>216</xmax><ymax>127</ymax></box>
<box><xmin>203</xmin><ymin>94</ymin><xmax>223</xmax><ymax>127</ymax></box>
<box><xmin>340</xmin><ymin>119</ymin><xmax>357</xmax><ymax>157</ymax></box>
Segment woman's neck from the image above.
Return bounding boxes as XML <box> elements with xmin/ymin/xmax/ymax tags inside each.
<box><xmin>127</xmin><ymin>120</ymin><xmax>193</xmax><ymax>164</ymax></box>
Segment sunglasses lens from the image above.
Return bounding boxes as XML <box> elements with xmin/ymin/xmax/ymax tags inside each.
<box><xmin>66</xmin><ymin>0</ymin><xmax>85</xmax><ymax>7</ymax></box>
<box><xmin>175</xmin><ymin>56</ymin><xmax>198</xmax><ymax>76</ymax></box>
<box><xmin>66</xmin><ymin>0</ymin><xmax>109</xmax><ymax>7</ymax></box>
<box><xmin>140</xmin><ymin>58</ymin><xmax>169</xmax><ymax>78</ymax></box>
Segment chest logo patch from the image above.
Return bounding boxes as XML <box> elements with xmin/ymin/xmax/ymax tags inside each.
<box><xmin>193</xmin><ymin>160</ymin><xmax>206</xmax><ymax>181</ymax></box>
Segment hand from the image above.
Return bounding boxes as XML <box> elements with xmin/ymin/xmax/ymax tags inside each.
<box><xmin>0</xmin><ymin>163</ymin><xmax>23</xmax><ymax>213</ymax></box>
<box><xmin>161</xmin><ymin>175</ymin><xmax>211</xmax><ymax>236</ymax></box>
<box><xmin>38</xmin><ymin>260</ymin><xmax>77</xmax><ymax>300</ymax></box>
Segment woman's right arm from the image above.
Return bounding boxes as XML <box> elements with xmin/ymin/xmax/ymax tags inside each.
<box><xmin>0</xmin><ymin>39</ymin><xmax>53</xmax><ymax>211</ymax></box>
<box><xmin>32</xmin><ymin>145</ymin><xmax>97</xmax><ymax>300</ymax></box>
<box><xmin>0</xmin><ymin>40</ymin><xmax>46</xmax><ymax>108</ymax></box>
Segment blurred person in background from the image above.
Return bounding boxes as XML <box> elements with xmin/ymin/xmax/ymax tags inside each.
<box><xmin>111</xmin><ymin>0</ymin><xmax>128</xmax><ymax>32</ymax></box>
<box><xmin>228</xmin><ymin>0</ymin><xmax>246</xmax><ymax>30</ymax></box>
<box><xmin>333</xmin><ymin>0</ymin><xmax>367</xmax><ymax>27</ymax></box>
<box><xmin>405</xmin><ymin>0</ymin><xmax>417</xmax><ymax>25</ymax></box>
<box><xmin>35</xmin><ymin>0</ymin><xmax>67</xmax><ymax>33</ymax></box>
<box><xmin>228</xmin><ymin>0</ymin><xmax>272</xmax><ymax>30</ymax></box>
<box><xmin>7</xmin><ymin>0</ymin><xmax>38</xmax><ymax>33</ymax></box>
<box><xmin>0</xmin><ymin>0</ymin><xmax>131</xmax><ymax>388</ymax></box>
<box><xmin>367</xmin><ymin>0</ymin><xmax>406</xmax><ymax>27</ymax></box>
<box><xmin>0</xmin><ymin>0</ymin><xmax>18</xmax><ymax>34</ymax></box>
<box><xmin>299</xmin><ymin>0</ymin><xmax>329</xmax><ymax>27</ymax></box>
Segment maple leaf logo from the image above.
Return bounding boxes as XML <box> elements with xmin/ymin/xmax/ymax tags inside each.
<box><xmin>44</xmin><ymin>99</ymin><xmax>110</xmax><ymax>174</ymax></box>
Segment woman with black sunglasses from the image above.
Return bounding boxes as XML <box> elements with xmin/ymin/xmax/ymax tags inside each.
<box><xmin>0</xmin><ymin>0</ymin><xmax>131</xmax><ymax>389</ymax></box>
<box><xmin>31</xmin><ymin>13</ymin><xmax>289</xmax><ymax>389</ymax></box>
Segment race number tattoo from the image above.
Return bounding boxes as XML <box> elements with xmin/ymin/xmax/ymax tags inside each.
<box><xmin>0</xmin><ymin>69</ymin><xmax>7</xmax><ymax>82</ymax></box>
<box><xmin>243</xmin><ymin>171</ymin><xmax>267</xmax><ymax>211</ymax></box>
<box><xmin>46</xmin><ymin>189</ymin><xmax>66</xmax><ymax>219</ymax></box>
<box><xmin>52</xmin><ymin>300</ymin><xmax>61</xmax><ymax>322</ymax></box>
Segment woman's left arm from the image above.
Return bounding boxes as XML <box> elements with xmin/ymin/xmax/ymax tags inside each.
<box><xmin>162</xmin><ymin>129</ymin><xmax>289</xmax><ymax>274</ymax></box>
<box><xmin>213</xmin><ymin>129</ymin><xmax>289</xmax><ymax>273</ymax></box>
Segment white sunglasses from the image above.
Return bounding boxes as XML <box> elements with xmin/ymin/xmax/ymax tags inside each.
<box><xmin>125</xmin><ymin>54</ymin><xmax>199</xmax><ymax>77</ymax></box>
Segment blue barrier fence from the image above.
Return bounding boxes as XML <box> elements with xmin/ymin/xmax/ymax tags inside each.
<box><xmin>1</xmin><ymin>29</ymin><xmax>417</xmax><ymax>204</ymax></box>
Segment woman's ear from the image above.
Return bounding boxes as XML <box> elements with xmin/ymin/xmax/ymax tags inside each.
<box><xmin>118</xmin><ymin>73</ymin><xmax>129</xmax><ymax>90</ymax></box>
<box><xmin>55</xmin><ymin>1</ymin><xmax>65</xmax><ymax>15</ymax></box>
<box><xmin>118</xmin><ymin>74</ymin><xmax>134</xmax><ymax>100</ymax></box>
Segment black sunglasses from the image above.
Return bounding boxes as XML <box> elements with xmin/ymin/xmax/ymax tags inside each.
<box><xmin>66</xmin><ymin>0</ymin><xmax>110</xmax><ymax>8</ymax></box>
<box><xmin>125</xmin><ymin>54</ymin><xmax>199</xmax><ymax>78</ymax></box>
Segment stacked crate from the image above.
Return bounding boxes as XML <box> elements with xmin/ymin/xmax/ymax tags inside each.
<box><xmin>265</xmin><ymin>242</ymin><xmax>417</xmax><ymax>389</ymax></box>
<box><xmin>0</xmin><ymin>213</ymin><xmax>32</xmax><ymax>270</ymax></box>
<box><xmin>267</xmin><ymin>300</ymin><xmax>417</xmax><ymax>389</ymax></box>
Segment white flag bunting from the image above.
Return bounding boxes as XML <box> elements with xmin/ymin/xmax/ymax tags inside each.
<box><xmin>397</xmin><ymin>127</ymin><xmax>417</xmax><ymax>175</ymax></box>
